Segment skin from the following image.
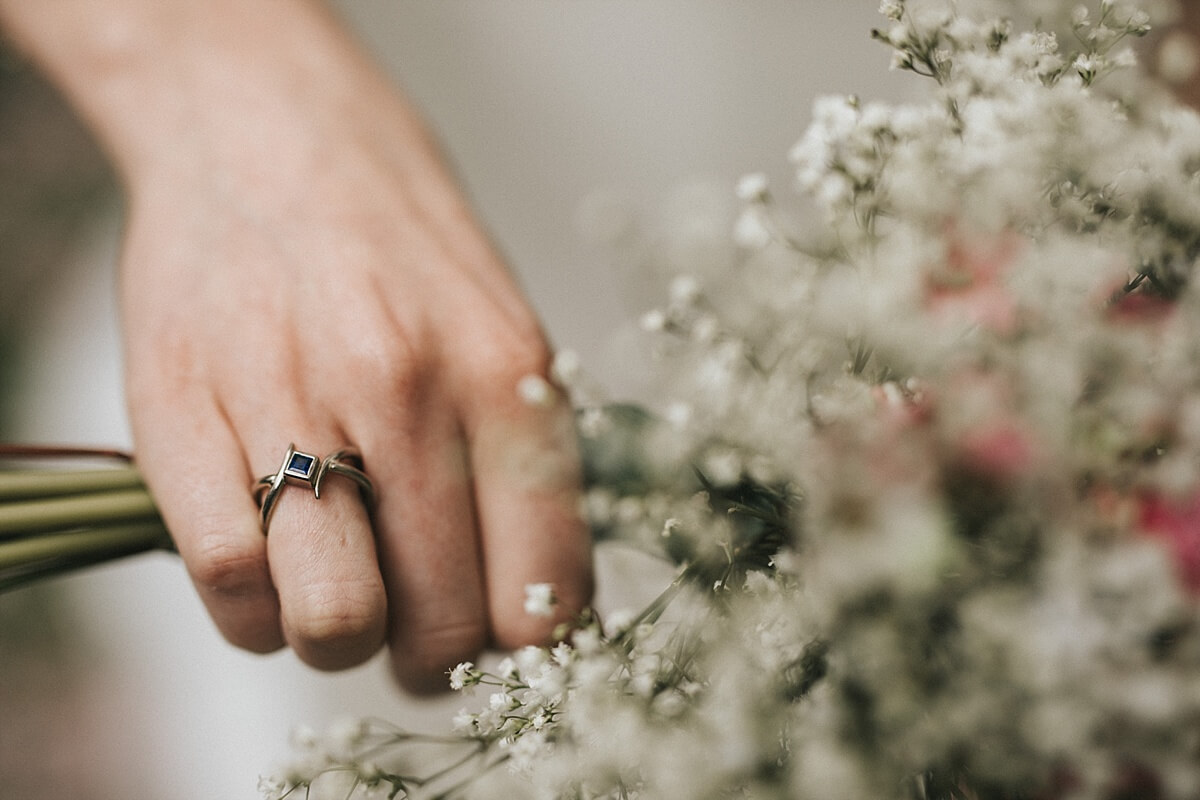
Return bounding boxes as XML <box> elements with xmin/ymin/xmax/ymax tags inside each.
<box><xmin>1169</xmin><ymin>0</ymin><xmax>1200</xmax><ymax>108</ymax></box>
<box><xmin>0</xmin><ymin>0</ymin><xmax>592</xmax><ymax>692</ymax></box>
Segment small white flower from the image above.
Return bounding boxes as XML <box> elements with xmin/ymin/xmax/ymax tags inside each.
<box><xmin>735</xmin><ymin>171</ymin><xmax>770</xmax><ymax>202</ymax></box>
<box><xmin>661</xmin><ymin>517</ymin><xmax>682</xmax><ymax>538</ymax></box>
<box><xmin>550</xmin><ymin>349</ymin><xmax>581</xmax><ymax>383</ymax></box>
<box><xmin>326</xmin><ymin>717</ymin><xmax>368</xmax><ymax>759</ymax></box>
<box><xmin>550</xmin><ymin>641</ymin><xmax>574</xmax><ymax>666</ymax></box>
<box><xmin>571</xmin><ymin>625</ymin><xmax>602</xmax><ymax>654</ymax></box>
<box><xmin>615</xmin><ymin>495</ymin><xmax>645</xmax><ymax>523</ymax></box>
<box><xmin>289</xmin><ymin>725</ymin><xmax>318</xmax><ymax>750</ymax></box>
<box><xmin>702</xmin><ymin>448</ymin><xmax>743</xmax><ymax>486</ymax></box>
<box><xmin>527</xmin><ymin>664</ymin><xmax>568</xmax><ymax>700</ymax></box>
<box><xmin>879</xmin><ymin>0</ymin><xmax>903</xmax><ymax>22</ymax></box>
<box><xmin>495</xmin><ymin>656</ymin><xmax>518</xmax><ymax>679</ymax></box>
<box><xmin>690</xmin><ymin>314</ymin><xmax>720</xmax><ymax>343</ymax></box>
<box><xmin>1073</xmin><ymin>53</ymin><xmax>1103</xmax><ymax>78</ymax></box>
<box><xmin>652</xmin><ymin>688</ymin><xmax>689</xmax><ymax>718</ymax></box>
<box><xmin>489</xmin><ymin>689</ymin><xmax>515</xmax><ymax>711</ymax></box>
<box><xmin>630</xmin><ymin>671</ymin><xmax>656</xmax><ymax>697</ymax></box>
<box><xmin>517</xmin><ymin>373</ymin><xmax>556</xmax><ymax>408</ymax></box>
<box><xmin>734</xmin><ymin>207</ymin><xmax>773</xmax><ymax>248</ymax></box>
<box><xmin>257</xmin><ymin>775</ymin><xmax>288</xmax><ymax>800</ymax></box>
<box><xmin>452</xmin><ymin>708</ymin><xmax>477</xmax><ymax>734</ymax></box>
<box><xmin>449</xmin><ymin>661</ymin><xmax>476</xmax><ymax>691</ymax></box>
<box><xmin>576</xmin><ymin>406</ymin><xmax>610</xmax><ymax>438</ymax></box>
<box><xmin>1128</xmin><ymin>10</ymin><xmax>1151</xmax><ymax>34</ymax></box>
<box><xmin>605</xmin><ymin>608</ymin><xmax>638</xmax><ymax>637</ymax></box>
<box><xmin>665</xmin><ymin>401</ymin><xmax>692</xmax><ymax>428</ymax></box>
<box><xmin>1112</xmin><ymin>47</ymin><xmax>1137</xmax><ymax>69</ymax></box>
<box><xmin>640</xmin><ymin>308</ymin><xmax>668</xmax><ymax>332</ymax></box>
<box><xmin>669</xmin><ymin>273</ymin><xmax>702</xmax><ymax>305</ymax></box>
<box><xmin>524</xmin><ymin>582</ymin><xmax>557</xmax><ymax>617</ymax></box>
<box><xmin>516</xmin><ymin>644</ymin><xmax>550</xmax><ymax>675</ymax></box>
<box><xmin>890</xmin><ymin>49</ymin><xmax>915</xmax><ymax>71</ymax></box>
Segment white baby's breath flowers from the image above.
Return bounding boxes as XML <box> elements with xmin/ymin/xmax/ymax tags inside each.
<box><xmin>516</xmin><ymin>373</ymin><xmax>556</xmax><ymax>408</ymax></box>
<box><xmin>448</xmin><ymin>660</ymin><xmax>478</xmax><ymax>692</ymax></box>
<box><xmin>494</xmin><ymin>656</ymin><xmax>518</xmax><ymax>680</ymax></box>
<box><xmin>256</xmin><ymin>775</ymin><xmax>287</xmax><ymax>800</ymax></box>
<box><xmin>638</xmin><ymin>307</ymin><xmax>667</xmax><ymax>332</ymax></box>
<box><xmin>732</xmin><ymin>206</ymin><xmax>773</xmax><ymax>248</ymax></box>
<box><xmin>523</xmin><ymin>582</ymin><xmax>557</xmax><ymax>617</ymax></box>
<box><xmin>266</xmin><ymin>3</ymin><xmax>1200</xmax><ymax>798</ymax></box>
<box><xmin>667</xmin><ymin>273</ymin><xmax>702</xmax><ymax>306</ymax></box>
<box><xmin>734</xmin><ymin>171</ymin><xmax>770</xmax><ymax>202</ymax></box>
<box><xmin>452</xmin><ymin>707</ymin><xmax>477</xmax><ymax>734</ymax></box>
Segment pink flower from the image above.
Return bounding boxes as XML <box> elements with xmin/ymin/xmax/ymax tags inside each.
<box><xmin>925</xmin><ymin>228</ymin><xmax>1023</xmax><ymax>335</ymax></box>
<box><xmin>871</xmin><ymin>380</ymin><xmax>934</xmax><ymax>428</ymax></box>
<box><xmin>1136</xmin><ymin>490</ymin><xmax>1200</xmax><ymax>597</ymax></box>
<box><xmin>955</xmin><ymin>419</ymin><xmax>1037</xmax><ymax>483</ymax></box>
<box><xmin>1106</xmin><ymin>288</ymin><xmax>1175</xmax><ymax>324</ymax></box>
<box><xmin>938</xmin><ymin>367</ymin><xmax>1040</xmax><ymax>485</ymax></box>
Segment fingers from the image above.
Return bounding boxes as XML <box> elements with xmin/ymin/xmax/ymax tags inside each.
<box><xmin>133</xmin><ymin>374</ymin><xmax>388</xmax><ymax>670</ymax></box>
<box><xmin>351</xmin><ymin>404</ymin><xmax>489</xmax><ymax>694</ymax></box>
<box><xmin>217</xmin><ymin>356</ymin><xmax>387</xmax><ymax>670</ymax></box>
<box><xmin>466</xmin><ymin>384</ymin><xmax>593</xmax><ymax>648</ymax></box>
<box><xmin>449</xmin><ymin>327</ymin><xmax>594</xmax><ymax>651</ymax></box>
<box><xmin>258</xmin><ymin>440</ymin><xmax>387</xmax><ymax>671</ymax></box>
<box><xmin>131</xmin><ymin>292</ymin><xmax>587</xmax><ymax>689</ymax></box>
<box><xmin>335</xmin><ymin>307</ymin><xmax>591</xmax><ymax>689</ymax></box>
<box><xmin>129</xmin><ymin>392</ymin><xmax>284</xmax><ymax>653</ymax></box>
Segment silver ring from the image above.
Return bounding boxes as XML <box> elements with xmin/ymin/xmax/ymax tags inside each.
<box><xmin>253</xmin><ymin>444</ymin><xmax>374</xmax><ymax>534</ymax></box>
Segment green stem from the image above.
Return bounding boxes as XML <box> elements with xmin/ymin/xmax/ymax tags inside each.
<box><xmin>0</xmin><ymin>521</ymin><xmax>173</xmax><ymax>592</ymax></box>
<box><xmin>0</xmin><ymin>488</ymin><xmax>161</xmax><ymax>538</ymax></box>
<box><xmin>0</xmin><ymin>466</ymin><xmax>147</xmax><ymax>501</ymax></box>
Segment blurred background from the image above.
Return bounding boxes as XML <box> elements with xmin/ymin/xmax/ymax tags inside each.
<box><xmin>0</xmin><ymin>3</ymin><xmax>907</xmax><ymax>798</ymax></box>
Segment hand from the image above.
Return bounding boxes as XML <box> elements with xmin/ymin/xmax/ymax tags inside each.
<box><xmin>1157</xmin><ymin>2</ymin><xmax>1200</xmax><ymax>109</ymax></box>
<box><xmin>0</xmin><ymin>0</ymin><xmax>592</xmax><ymax>690</ymax></box>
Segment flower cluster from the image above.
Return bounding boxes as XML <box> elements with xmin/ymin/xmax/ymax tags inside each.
<box><xmin>264</xmin><ymin>1</ymin><xmax>1200</xmax><ymax>798</ymax></box>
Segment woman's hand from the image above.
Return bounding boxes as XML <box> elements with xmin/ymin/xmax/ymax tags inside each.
<box><xmin>0</xmin><ymin>0</ymin><xmax>592</xmax><ymax>691</ymax></box>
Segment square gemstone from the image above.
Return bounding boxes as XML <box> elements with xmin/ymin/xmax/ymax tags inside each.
<box><xmin>284</xmin><ymin>451</ymin><xmax>318</xmax><ymax>481</ymax></box>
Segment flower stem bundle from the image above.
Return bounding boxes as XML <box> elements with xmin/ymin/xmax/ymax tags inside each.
<box><xmin>0</xmin><ymin>448</ymin><xmax>172</xmax><ymax>592</ymax></box>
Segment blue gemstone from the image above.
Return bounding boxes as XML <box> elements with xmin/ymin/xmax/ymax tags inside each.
<box><xmin>285</xmin><ymin>452</ymin><xmax>317</xmax><ymax>479</ymax></box>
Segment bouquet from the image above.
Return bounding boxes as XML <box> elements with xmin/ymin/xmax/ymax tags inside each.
<box><xmin>0</xmin><ymin>445</ymin><xmax>170</xmax><ymax>592</ymax></box>
<box><xmin>256</xmin><ymin>2</ymin><xmax>1200</xmax><ymax>797</ymax></box>
<box><xmin>10</xmin><ymin>1</ymin><xmax>1200</xmax><ymax>798</ymax></box>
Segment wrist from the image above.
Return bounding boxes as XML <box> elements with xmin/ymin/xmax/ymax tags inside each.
<box><xmin>0</xmin><ymin>0</ymin><xmax>426</xmax><ymax>192</ymax></box>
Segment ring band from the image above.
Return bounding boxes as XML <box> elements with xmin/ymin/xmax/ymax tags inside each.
<box><xmin>253</xmin><ymin>444</ymin><xmax>374</xmax><ymax>533</ymax></box>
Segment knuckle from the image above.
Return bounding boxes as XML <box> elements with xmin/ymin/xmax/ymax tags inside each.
<box><xmin>288</xmin><ymin>580</ymin><xmax>387</xmax><ymax>656</ymax></box>
<box><xmin>187</xmin><ymin>531</ymin><xmax>268</xmax><ymax>598</ymax></box>
<box><xmin>343</xmin><ymin>324</ymin><xmax>431</xmax><ymax>408</ymax></box>
<box><xmin>467</xmin><ymin>324</ymin><xmax>553</xmax><ymax>392</ymax></box>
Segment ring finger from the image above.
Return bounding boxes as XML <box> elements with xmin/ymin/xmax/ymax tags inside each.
<box><xmin>245</xmin><ymin>426</ymin><xmax>387</xmax><ymax>671</ymax></box>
